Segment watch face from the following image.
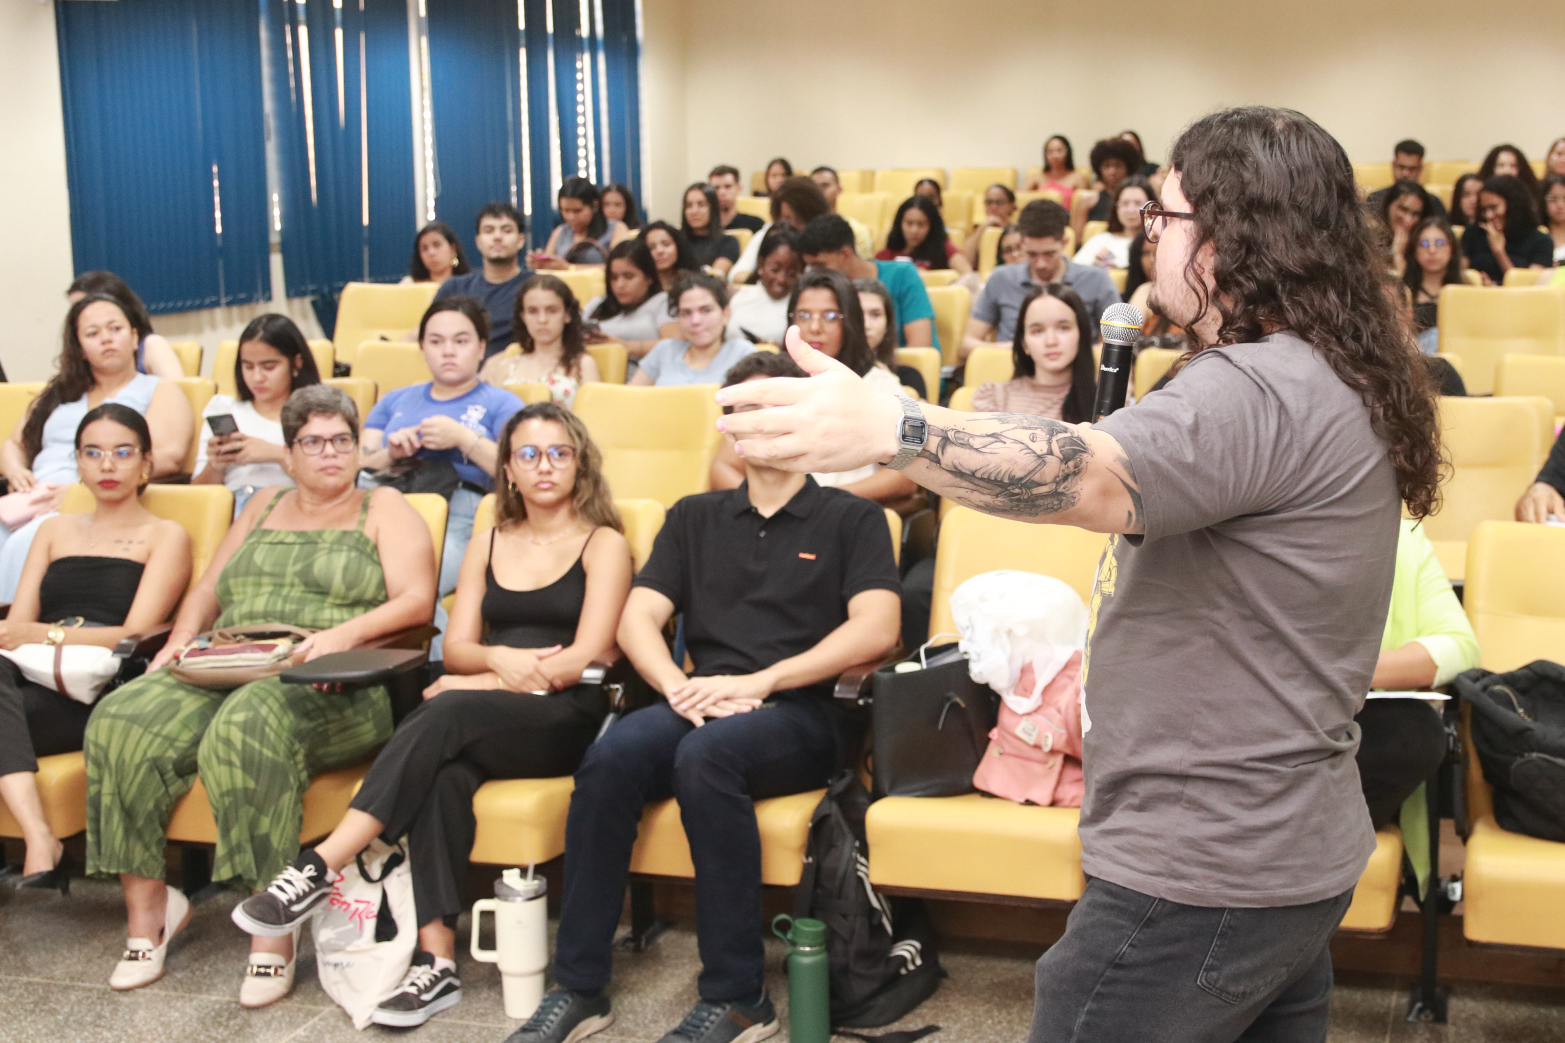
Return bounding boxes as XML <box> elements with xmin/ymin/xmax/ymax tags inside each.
<box><xmin>902</xmin><ymin>418</ymin><xmax>928</xmax><ymax>446</ymax></box>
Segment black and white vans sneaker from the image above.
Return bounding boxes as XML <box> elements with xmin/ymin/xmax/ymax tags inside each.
<box><xmin>231</xmin><ymin>850</ymin><xmax>334</xmax><ymax>937</ymax></box>
<box><xmin>656</xmin><ymin>993</ymin><xmax>778</xmax><ymax>1043</ymax></box>
<box><xmin>370</xmin><ymin>952</ymin><xmax>462</xmax><ymax>1027</ymax></box>
<box><xmin>504</xmin><ymin>987</ymin><xmax>614</xmax><ymax>1043</ymax></box>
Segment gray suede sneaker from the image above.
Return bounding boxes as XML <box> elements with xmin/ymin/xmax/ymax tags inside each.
<box><xmin>504</xmin><ymin>987</ymin><xmax>614</xmax><ymax>1043</ymax></box>
<box><xmin>656</xmin><ymin>993</ymin><xmax>778</xmax><ymax>1043</ymax></box>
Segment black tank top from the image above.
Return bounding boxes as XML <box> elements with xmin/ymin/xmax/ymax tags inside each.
<box><xmin>481</xmin><ymin>529</ymin><xmax>594</xmax><ymax>649</ymax></box>
<box><xmin>38</xmin><ymin>556</ymin><xmax>145</xmax><ymax>625</ymax></box>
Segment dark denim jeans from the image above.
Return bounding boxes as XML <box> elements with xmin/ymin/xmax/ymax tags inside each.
<box><xmin>1029</xmin><ymin>877</ymin><xmax>1355</xmax><ymax>1043</ymax></box>
<box><xmin>553</xmin><ymin>695</ymin><xmax>840</xmax><ymax>1003</ymax></box>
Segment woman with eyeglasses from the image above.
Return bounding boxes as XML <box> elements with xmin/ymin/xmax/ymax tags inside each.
<box><xmin>962</xmin><ymin>184</ymin><xmax>1018</xmax><ymax>268</ymax></box>
<box><xmin>234</xmin><ymin>404</ymin><xmax>631</xmax><ymax>1029</ymax></box>
<box><xmin>0</xmin><ymin>405</ymin><xmax>189</xmax><ymax>894</ymax></box>
<box><xmin>85</xmin><ymin>384</ymin><xmax>438</xmax><ymax>1004</ymax></box>
<box><xmin>1401</xmin><ymin>218</ymin><xmax>1465</xmax><ymax>352</ymax></box>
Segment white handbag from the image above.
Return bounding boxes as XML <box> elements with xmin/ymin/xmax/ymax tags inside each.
<box><xmin>314</xmin><ymin>838</ymin><xmax>417</xmax><ymax>1029</ymax></box>
<box><xmin>0</xmin><ymin>642</ymin><xmax>120</xmax><ymax>704</ymax></box>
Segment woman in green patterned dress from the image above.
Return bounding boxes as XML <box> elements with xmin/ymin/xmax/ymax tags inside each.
<box><xmin>83</xmin><ymin>385</ymin><xmax>438</xmax><ymax>1003</ymax></box>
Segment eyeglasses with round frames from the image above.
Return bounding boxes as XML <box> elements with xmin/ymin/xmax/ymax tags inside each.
<box><xmin>512</xmin><ymin>444</ymin><xmax>576</xmax><ymax>469</ymax></box>
<box><xmin>1140</xmin><ymin>199</ymin><xmax>1197</xmax><ymax>244</ymax></box>
<box><xmin>294</xmin><ymin>433</ymin><xmax>357</xmax><ymax>455</ymax></box>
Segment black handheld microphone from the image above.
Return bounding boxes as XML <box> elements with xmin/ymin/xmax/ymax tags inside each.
<box><xmin>1092</xmin><ymin>303</ymin><xmax>1145</xmax><ymax>421</ymax></box>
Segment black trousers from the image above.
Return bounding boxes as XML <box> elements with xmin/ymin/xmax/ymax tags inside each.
<box><xmin>1030</xmin><ymin>877</ymin><xmax>1355</xmax><ymax>1043</ymax></box>
<box><xmin>349</xmin><ymin>684</ymin><xmax>606</xmax><ymax>928</ymax></box>
<box><xmin>0</xmin><ymin>659</ymin><xmax>93</xmax><ymax>777</ymax></box>
<box><xmin>553</xmin><ymin>695</ymin><xmax>841</xmax><ymax>1004</ymax></box>
<box><xmin>1353</xmin><ymin>699</ymin><xmax>1447</xmax><ymax>831</ymax></box>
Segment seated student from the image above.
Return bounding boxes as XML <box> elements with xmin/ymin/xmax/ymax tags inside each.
<box><xmin>1549</xmin><ymin>137</ymin><xmax>1565</xmax><ymax>180</ymax></box>
<box><xmin>1462</xmin><ymin>175</ymin><xmax>1554</xmax><ymax>284</ymax></box>
<box><xmin>435</xmin><ymin>203</ymin><xmax>531</xmax><ymax>358</ymax></box>
<box><xmin>1402</xmin><ymin>217</ymin><xmax>1464</xmax><ymax>353</ymax></box>
<box><xmin>0</xmin><ymin>295</ymin><xmax>192</xmax><ymax>601</ymax></box>
<box><xmin>509</xmin><ymin>359</ymin><xmax>901</xmax><ymax>1043</ymax></box>
<box><xmin>963</xmin><ymin>183</ymin><xmax>1017</xmax><ymax>267</ymax></box>
<box><xmin>854</xmin><ymin>277</ymin><xmax>928</xmax><ymax>400</ymax></box>
<box><xmin>1072</xmin><ymin>137</ymin><xmax>1142</xmax><ymax>241</ymax></box>
<box><xmin>642</xmin><ymin>220</ymin><xmax>702</xmax><ymax>294</ymax></box>
<box><xmin>1366</xmin><ymin>141</ymin><xmax>1447</xmax><ymax>219</ymax></box>
<box><xmin>973</xmin><ymin>284</ymin><xmax>1096</xmax><ymax>420</ymax></box>
<box><xmin>1024</xmin><ymin>134</ymin><xmax>1090</xmax><ymax>206</ymax></box>
<box><xmin>0</xmin><ymin>404</ymin><xmax>189</xmax><ymax>889</ymax></box>
<box><xmin>728</xmin><ymin>177</ymin><xmax>832</xmax><ymax>283</ymax></box>
<box><xmin>1516</xmin><ymin>425</ymin><xmax>1565</xmax><ymax>523</ymax></box>
<box><xmin>193</xmin><ymin>315</ymin><xmax>322</xmax><ymax>515</ymax></box>
<box><xmin>995</xmin><ymin>222</ymin><xmax>1024</xmax><ymax>270</ymax></box>
<box><xmin>798</xmin><ymin>214</ymin><xmax>936</xmax><ymax>350</ymax></box>
<box><xmin>712</xmin><ymin>272</ymin><xmax>920</xmax><ymax>514</ymax></box>
<box><xmin>599</xmin><ymin>183</ymin><xmax>642</xmax><ymax>232</ymax></box>
<box><xmin>234</xmin><ymin>404</ymin><xmax>632</xmax><ymax>1030</ymax></box>
<box><xmin>532</xmin><ymin>178</ymin><xmax>631</xmax><ymax>269</ymax></box>
<box><xmin>809</xmin><ymin>166</ymin><xmax>876</xmax><ymax>258</ymax></box>
<box><xmin>963</xmin><ymin>200</ymin><xmax>1120</xmax><ymax>362</ymax></box>
<box><xmin>66</xmin><ymin>271</ymin><xmax>185</xmax><ymax>380</ymax></box>
<box><xmin>1074</xmin><ymin>177</ymin><xmax>1154</xmax><ymax>270</ymax></box>
<box><xmin>1356</xmin><ymin>519</ymin><xmax>1479</xmax><ymax>831</ymax></box>
<box><xmin>1543</xmin><ymin>174</ymin><xmax>1565</xmax><ymax>265</ymax></box>
<box><xmin>364</xmin><ymin>298</ymin><xmax>521</xmax><ymax>597</ymax></box>
<box><xmin>680</xmin><ymin>183</ymin><xmax>741</xmax><ymax>275</ymax></box>
<box><xmin>631</xmin><ymin>273</ymin><xmax>755</xmax><ymax>387</ymax></box>
<box><xmin>582</xmin><ymin>240</ymin><xmax>676</xmax><ymax>360</ymax></box>
<box><xmin>877</xmin><ymin>195</ymin><xmax>973</xmax><ymax>274</ymax></box>
<box><xmin>1449</xmin><ymin>173</ymin><xmax>1482</xmax><ymax>229</ymax></box>
<box><xmin>761</xmin><ymin>156</ymin><xmax>793</xmax><ymax>195</ymax></box>
<box><xmin>1120</xmin><ymin>130</ymin><xmax>1162</xmax><ymax>178</ymax></box>
<box><xmin>1375</xmin><ymin>180</ymin><xmax>1433</xmax><ymax>275</ymax></box>
<box><xmin>727</xmin><ymin>227</ymin><xmax>802</xmax><ymax>345</ymax></box>
<box><xmin>1478</xmin><ymin>143</ymin><xmax>1541</xmax><ymax>202</ymax></box>
<box><xmin>401</xmin><ymin>221</ymin><xmax>471</xmax><ymax>285</ymax></box>
<box><xmin>1123</xmin><ymin>232</ymin><xmax>1155</xmax><ymax>312</ymax></box>
<box><xmin>85</xmin><ymin>385</ymin><xmax>436</xmax><ymax>1001</ymax></box>
<box><xmin>708</xmin><ymin>165</ymin><xmax>764</xmax><ymax>233</ymax></box>
<box><xmin>481</xmin><ymin>275</ymin><xmax>601</xmax><ymax>407</ymax></box>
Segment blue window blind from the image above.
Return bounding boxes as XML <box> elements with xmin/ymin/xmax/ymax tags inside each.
<box><xmin>56</xmin><ymin>0</ymin><xmax>271</xmax><ymax>314</ymax></box>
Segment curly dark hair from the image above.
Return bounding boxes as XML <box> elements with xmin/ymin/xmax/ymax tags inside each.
<box><xmin>1167</xmin><ymin>106</ymin><xmax>1442</xmax><ymax>519</ymax></box>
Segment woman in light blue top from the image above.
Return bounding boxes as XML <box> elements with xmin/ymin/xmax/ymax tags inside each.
<box><xmin>630</xmin><ymin>273</ymin><xmax>755</xmax><ymax>387</ymax></box>
<box><xmin>0</xmin><ymin>294</ymin><xmax>193</xmax><ymax>600</ymax></box>
<box><xmin>533</xmin><ymin>178</ymin><xmax>630</xmax><ymax>268</ymax></box>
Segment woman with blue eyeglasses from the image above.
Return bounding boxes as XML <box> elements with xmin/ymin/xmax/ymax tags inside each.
<box><xmin>1401</xmin><ymin>217</ymin><xmax>1466</xmax><ymax>355</ymax></box>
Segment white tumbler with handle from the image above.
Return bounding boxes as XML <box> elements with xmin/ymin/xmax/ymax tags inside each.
<box><xmin>471</xmin><ymin>866</ymin><xmax>549</xmax><ymax>1019</ymax></box>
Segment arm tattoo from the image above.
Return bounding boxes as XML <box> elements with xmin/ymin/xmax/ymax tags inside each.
<box><xmin>916</xmin><ymin>412</ymin><xmax>1092</xmax><ymax>519</ymax></box>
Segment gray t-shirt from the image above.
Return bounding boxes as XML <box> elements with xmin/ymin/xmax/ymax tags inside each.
<box><xmin>1085</xmin><ymin>333</ymin><xmax>1398</xmax><ymax>907</ymax></box>
<box><xmin>639</xmin><ymin>337</ymin><xmax>756</xmax><ymax>386</ymax></box>
<box><xmin>971</xmin><ymin>259</ymin><xmax>1121</xmax><ymax>340</ymax></box>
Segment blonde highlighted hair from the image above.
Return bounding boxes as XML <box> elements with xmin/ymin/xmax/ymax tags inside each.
<box><xmin>492</xmin><ymin>403</ymin><xmax>622</xmax><ymax>533</ymax></box>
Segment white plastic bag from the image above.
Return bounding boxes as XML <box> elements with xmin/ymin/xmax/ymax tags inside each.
<box><xmin>313</xmin><ymin>839</ymin><xmax>417</xmax><ymax>1029</ymax></box>
<box><xmin>949</xmin><ymin>570</ymin><xmax>1088</xmax><ymax>714</ymax></box>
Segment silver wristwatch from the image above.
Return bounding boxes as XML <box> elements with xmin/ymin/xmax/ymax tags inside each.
<box><xmin>888</xmin><ymin>396</ymin><xmax>928</xmax><ymax>470</ymax></box>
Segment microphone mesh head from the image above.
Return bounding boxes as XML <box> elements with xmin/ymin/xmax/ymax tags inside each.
<box><xmin>1100</xmin><ymin>303</ymin><xmax>1145</xmax><ymax>347</ymax></box>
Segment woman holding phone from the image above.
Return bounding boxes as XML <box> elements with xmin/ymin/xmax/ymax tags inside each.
<box><xmin>192</xmin><ymin>316</ymin><xmax>322</xmax><ymax>515</ymax></box>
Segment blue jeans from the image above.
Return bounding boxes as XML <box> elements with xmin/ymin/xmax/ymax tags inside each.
<box><xmin>441</xmin><ymin>487</ymin><xmax>482</xmax><ymax>597</ymax></box>
<box><xmin>553</xmin><ymin>696</ymin><xmax>841</xmax><ymax>1003</ymax></box>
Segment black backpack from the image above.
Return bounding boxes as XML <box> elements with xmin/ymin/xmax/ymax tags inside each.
<box><xmin>794</xmin><ymin>771</ymin><xmax>944</xmax><ymax>1036</ymax></box>
<box><xmin>1456</xmin><ymin>661</ymin><xmax>1565</xmax><ymax>842</ymax></box>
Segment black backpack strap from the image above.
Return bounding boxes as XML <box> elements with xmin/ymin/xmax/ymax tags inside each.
<box><xmin>836</xmin><ymin>1026</ymin><xmax>940</xmax><ymax>1043</ymax></box>
<box><xmin>793</xmin><ymin>851</ymin><xmax>819</xmax><ymax>919</ymax></box>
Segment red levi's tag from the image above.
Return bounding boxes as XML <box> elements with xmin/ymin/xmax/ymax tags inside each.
<box><xmin>798</xmin><ymin>552</ymin><xmax>817</xmax><ymax>560</ymax></box>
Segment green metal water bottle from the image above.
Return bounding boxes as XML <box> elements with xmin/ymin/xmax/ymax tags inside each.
<box><xmin>773</xmin><ymin>914</ymin><xmax>830</xmax><ymax>1043</ymax></box>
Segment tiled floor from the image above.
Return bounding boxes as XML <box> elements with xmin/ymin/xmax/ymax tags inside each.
<box><xmin>2</xmin><ymin>878</ymin><xmax>1563</xmax><ymax>1042</ymax></box>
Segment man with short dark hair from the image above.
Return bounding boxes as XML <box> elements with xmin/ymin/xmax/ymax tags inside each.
<box><xmin>798</xmin><ymin>214</ymin><xmax>935</xmax><ymax>350</ymax></box>
<box><xmin>434</xmin><ymin>203</ymin><xmax>531</xmax><ymax>357</ymax></box>
<box><xmin>1368</xmin><ymin>140</ymin><xmax>1447</xmax><ymax>217</ymax></box>
<box><xmin>809</xmin><ymin>166</ymin><xmax>874</xmax><ymax>257</ymax></box>
<box><xmin>964</xmin><ymin>200</ymin><xmax>1119</xmax><ymax>360</ymax></box>
<box><xmin>708</xmin><ymin>165</ymin><xmax>764</xmax><ymax>233</ymax></box>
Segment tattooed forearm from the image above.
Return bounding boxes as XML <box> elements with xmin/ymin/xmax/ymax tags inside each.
<box><xmin>912</xmin><ymin>412</ymin><xmax>1092</xmax><ymax>520</ymax></box>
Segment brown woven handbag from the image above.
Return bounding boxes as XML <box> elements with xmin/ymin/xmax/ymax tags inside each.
<box><xmin>168</xmin><ymin>624</ymin><xmax>319</xmax><ymax>690</ymax></box>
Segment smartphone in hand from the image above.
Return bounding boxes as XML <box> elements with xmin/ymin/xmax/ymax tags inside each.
<box><xmin>207</xmin><ymin>414</ymin><xmax>240</xmax><ymax>438</ymax></box>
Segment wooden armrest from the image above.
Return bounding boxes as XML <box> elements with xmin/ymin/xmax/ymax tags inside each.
<box><xmin>281</xmin><ymin>648</ymin><xmax>427</xmax><ymax>687</ymax></box>
<box><xmin>834</xmin><ymin>647</ymin><xmax>905</xmax><ymax>703</ymax></box>
<box><xmin>114</xmin><ymin>623</ymin><xmax>174</xmax><ymax>659</ymax></box>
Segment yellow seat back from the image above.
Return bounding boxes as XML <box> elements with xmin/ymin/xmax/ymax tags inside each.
<box><xmin>1352</xmin><ymin>162</ymin><xmax>1395</xmax><ymax>192</ymax></box>
<box><xmin>503</xmin><ymin>382</ymin><xmax>553</xmax><ymax>405</ymax></box>
<box><xmin>62</xmin><ymin>483</ymin><xmax>233</xmax><ymax>595</ymax></box>
<box><xmin>1428</xmin><ymin>161</ymin><xmax>1476</xmax><ymax>184</ymax></box>
<box><xmin>836</xmin><ymin>193</ymin><xmax>892</xmax><ymax>243</ymax></box>
<box><xmin>894</xmin><ymin>348</ymin><xmax>941</xmax><ymax>403</ymax></box>
<box><xmin>835</xmin><ymin>170</ymin><xmax>875</xmax><ymax>193</ymax></box>
<box><xmin>1013</xmin><ymin>189</ymin><xmax>1063</xmax><ymax>212</ymax></box>
<box><xmin>173</xmin><ymin>378</ymin><xmax>215</xmax><ymax>473</ymax></box>
<box><xmin>574</xmin><ymin>385</ymin><xmax>721</xmax><ymax>507</ymax></box>
<box><xmin>918</xmin><ymin>269</ymin><xmax>959</xmax><ymax>289</ymax></box>
<box><xmin>950</xmin><ymin>167</ymin><xmax>1017</xmax><ymax>193</ymax></box>
<box><xmin>555</xmin><ymin>267</ymin><xmax>606</xmax><ymax>306</ymax></box>
<box><xmin>403</xmin><ymin>492</ymin><xmax>450</xmax><ymax>578</ymax></box>
<box><xmin>587</xmin><ymin>341</ymin><xmax>628</xmax><ymax>385</ymax></box>
<box><xmin>927</xmin><ymin>285</ymin><xmax>971</xmax><ymax>367</ymax></box>
<box><xmin>1422</xmin><ymin>396</ymin><xmax>1554</xmax><ymax>580</ymax></box>
<box><xmin>1081</xmin><ymin>220</ymin><xmax>1108</xmax><ymax>244</ymax></box>
<box><xmin>324</xmin><ymin>377</ymin><xmax>377</xmax><ymax>423</ymax></box>
<box><xmin>884</xmin><ymin>508</ymin><xmax>902</xmax><ymax>566</ymax></box>
<box><xmin>1465</xmin><ymin>521</ymin><xmax>1565</xmax><ymax>672</ymax></box>
<box><xmin>1496</xmin><ymin>354</ymin><xmax>1565</xmax><ymax>426</ymax></box>
<box><xmin>964</xmin><ymin>346</ymin><xmax>1014</xmax><ymax>387</ymax></box>
<box><xmin>929</xmin><ymin>507</ymin><xmax>1109</xmax><ymax>639</ymax></box>
<box><xmin>1423</xmin><ymin>182</ymin><xmax>1454</xmax><ymax>210</ymax></box>
<box><xmin>734</xmin><ymin>196</ymin><xmax>771</xmax><ymax>222</ymax></box>
<box><xmin>333</xmin><ymin>282</ymin><xmax>439</xmax><ymax>366</ymax></box>
<box><xmin>1134</xmin><ymin>347</ymin><xmax>1184</xmax><ymax>398</ymax></box>
<box><xmin>214</xmin><ymin>339</ymin><xmax>335</xmax><ymax>398</ymax></box>
<box><xmin>0</xmin><ymin>383</ymin><xmax>45</xmax><ymax>443</ymax></box>
<box><xmin>726</xmin><ymin>227</ymin><xmax>753</xmax><ymax>255</ymax></box>
<box><xmin>472</xmin><ymin>493</ymin><xmax>666</xmax><ymax>570</ymax></box>
<box><xmin>1436</xmin><ymin>285</ymin><xmax>1565</xmax><ymax>394</ymax></box>
<box><xmin>978</xmin><ymin>226</ymin><xmax>1004</xmax><ymax>280</ymax></box>
<box><xmin>947</xmin><ymin>386</ymin><xmax>976</xmax><ymax>412</ymax></box>
<box><xmin>940</xmin><ymin>190</ymin><xmax>974</xmax><ymax>236</ymax></box>
<box><xmin>353</xmin><ymin>342</ymin><xmax>432</xmax><ymax>396</ymax></box>
<box><xmin>167</xmin><ymin>340</ymin><xmax>203</xmax><ymax>377</ymax></box>
<box><xmin>1503</xmin><ymin>268</ymin><xmax>1549</xmax><ymax>288</ymax></box>
<box><xmin>875</xmin><ymin>169</ymin><xmax>945</xmax><ymax>199</ymax></box>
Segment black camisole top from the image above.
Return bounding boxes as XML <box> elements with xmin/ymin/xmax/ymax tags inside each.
<box><xmin>481</xmin><ymin>530</ymin><xmax>594</xmax><ymax>649</ymax></box>
<box><xmin>38</xmin><ymin>556</ymin><xmax>145</xmax><ymax>625</ymax></box>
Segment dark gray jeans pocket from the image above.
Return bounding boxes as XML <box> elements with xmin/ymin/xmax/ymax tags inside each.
<box><xmin>1196</xmin><ymin>889</ymin><xmax>1353</xmax><ymax>1005</ymax></box>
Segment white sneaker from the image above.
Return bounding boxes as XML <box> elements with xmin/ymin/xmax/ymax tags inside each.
<box><xmin>238</xmin><ymin>930</ymin><xmax>299</xmax><ymax>1009</ymax></box>
<box><xmin>109</xmin><ymin>885</ymin><xmax>191</xmax><ymax>991</ymax></box>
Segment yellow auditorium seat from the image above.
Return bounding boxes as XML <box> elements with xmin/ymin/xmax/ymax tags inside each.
<box><xmin>1108</xmin><ymin>268</ymin><xmax>1128</xmax><ymax>293</ymax></box>
<box><xmin>1081</xmin><ymin>220</ymin><xmax>1108</xmax><ymax>244</ymax></box>
<box><xmin>0</xmin><ymin>382</ymin><xmax>44</xmax><ymax>442</ymax></box>
<box><xmin>213</xmin><ymin>339</ymin><xmax>335</xmax><ymax>397</ymax></box>
<box><xmin>1460</xmin><ymin>269</ymin><xmax>1485</xmax><ymax>287</ymax></box>
<box><xmin>334</xmin><ymin>282</ymin><xmax>439</xmax><ymax>367</ymax></box>
<box><xmin>928</xmin><ymin>285</ymin><xmax>970</xmax><ymax>367</ymax></box>
<box><xmin>726</xmin><ymin>227</ymin><xmax>753</xmax><ymax>255</ymax></box>
<box><xmin>734</xmin><ymin>197</ymin><xmax>771</xmax><ymax>222</ymax></box>
<box><xmin>173</xmin><ymin>378</ymin><xmax>216</xmax><ymax>474</ymax></box>
<box><xmin>1459</xmin><ymin>521</ymin><xmax>1565</xmax><ymax>950</ymax></box>
<box><xmin>941</xmin><ymin>190</ymin><xmax>974</xmax><ymax>236</ymax></box>
<box><xmin>950</xmin><ymin>167</ymin><xmax>1017</xmax><ymax>194</ymax></box>
<box><xmin>1496</xmin><ymin>354</ymin><xmax>1565</xmax><ymax>426</ymax></box>
<box><xmin>947</xmin><ymin>386</ymin><xmax>976</xmax><ymax>412</ymax></box>
<box><xmin>1134</xmin><ymin>347</ymin><xmax>1184</xmax><ymax>398</ymax></box>
<box><xmin>918</xmin><ymin>269</ymin><xmax>959</xmax><ymax>288</ymax></box>
<box><xmin>875</xmin><ymin>169</ymin><xmax>945</xmax><ymax>199</ymax></box>
<box><xmin>1531</xmin><ymin>158</ymin><xmax>1547</xmax><ymax>179</ymax></box>
<box><xmin>168</xmin><ymin>340</ymin><xmax>203</xmax><ymax>377</ymax></box>
<box><xmin>1428</xmin><ymin>161</ymin><xmax>1477</xmax><ymax>184</ymax></box>
<box><xmin>835</xmin><ymin>170</ymin><xmax>875</xmax><ymax>193</ymax></box>
<box><xmin>324</xmin><ymin>377</ymin><xmax>377</xmax><ymax>422</ymax></box>
<box><xmin>1353</xmin><ymin>162</ymin><xmax>1395</xmax><ymax>192</ymax></box>
<box><xmin>1434</xmin><ymin>352</ymin><xmax>1463</xmax><ymax>380</ymax></box>
<box><xmin>165</xmin><ymin>493</ymin><xmax>447</xmax><ymax>848</ymax></box>
<box><xmin>1013</xmin><ymin>189</ymin><xmax>1064</xmax><ymax>211</ymax></box>
<box><xmin>1503</xmin><ymin>268</ymin><xmax>1551</xmax><ymax>288</ymax></box>
<box><xmin>503</xmin><ymin>382</ymin><xmax>553</xmax><ymax>405</ymax></box>
<box><xmin>555</xmin><ymin>267</ymin><xmax>606</xmax><ymax>306</ymax></box>
<box><xmin>630</xmin><ymin>790</ymin><xmax>823</xmax><ymax>886</ymax></box>
<box><xmin>354</xmin><ymin>341</ymin><xmax>432</xmax><ymax>395</ymax></box>
<box><xmin>0</xmin><ymin>752</ymin><xmax>90</xmax><ymax>842</ymax></box>
<box><xmin>835</xmin><ymin>193</ymin><xmax>892</xmax><ymax>243</ymax></box>
<box><xmin>749</xmin><ymin>170</ymin><xmax>768</xmax><ymax>195</ymax></box>
<box><xmin>1424</xmin><ymin>183</ymin><xmax>1454</xmax><ymax>210</ymax></box>
<box><xmin>1438</xmin><ymin>285</ymin><xmax>1565</xmax><ymax>394</ymax></box>
<box><xmin>1421</xmin><ymin>396</ymin><xmax>1553</xmax><ymax>581</ymax></box>
<box><xmin>963</xmin><ymin>346</ymin><xmax>1014</xmax><ymax>388</ymax></box>
<box><xmin>894</xmin><ymin>348</ymin><xmax>941</xmax><ymax>403</ymax></box>
<box><xmin>574</xmin><ymin>384</ymin><xmax>721</xmax><ymax>507</ymax></box>
<box><xmin>587</xmin><ymin>342</ymin><xmax>629</xmax><ymax>385</ymax></box>
<box><xmin>1337</xmin><ymin>828</ymin><xmax>1405</xmax><ymax>933</ymax></box>
<box><xmin>977</xmin><ymin>226</ymin><xmax>1004</xmax><ymax>280</ymax></box>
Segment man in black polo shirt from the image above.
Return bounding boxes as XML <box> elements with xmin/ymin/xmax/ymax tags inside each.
<box><xmin>510</xmin><ymin>351</ymin><xmax>900</xmax><ymax>1043</ymax></box>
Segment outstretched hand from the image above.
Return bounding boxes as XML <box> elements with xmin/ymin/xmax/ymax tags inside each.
<box><xmin>714</xmin><ymin>325</ymin><xmax>904</xmax><ymax>474</ymax></box>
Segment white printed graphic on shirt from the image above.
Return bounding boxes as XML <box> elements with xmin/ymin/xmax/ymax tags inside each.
<box><xmin>459</xmin><ymin>405</ymin><xmax>488</xmax><ymax>432</ymax></box>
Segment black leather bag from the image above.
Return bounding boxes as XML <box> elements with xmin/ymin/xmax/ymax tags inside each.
<box><xmin>870</xmin><ymin>644</ymin><xmax>998</xmax><ymax>798</ymax></box>
<box><xmin>1457</xmin><ymin>661</ymin><xmax>1565</xmax><ymax>843</ymax></box>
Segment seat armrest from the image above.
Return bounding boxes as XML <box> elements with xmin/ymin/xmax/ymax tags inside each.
<box><xmin>579</xmin><ymin>653</ymin><xmax>623</xmax><ymax>687</ymax></box>
<box><xmin>834</xmin><ymin>647</ymin><xmax>904</xmax><ymax>703</ymax></box>
<box><xmin>281</xmin><ymin>648</ymin><xmax>428</xmax><ymax>687</ymax></box>
<box><xmin>361</xmin><ymin>623</ymin><xmax>441</xmax><ymax>650</ymax></box>
<box><xmin>114</xmin><ymin>623</ymin><xmax>175</xmax><ymax>659</ymax></box>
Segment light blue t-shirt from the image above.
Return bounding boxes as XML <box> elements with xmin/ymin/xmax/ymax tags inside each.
<box><xmin>364</xmin><ymin>381</ymin><xmax>522</xmax><ymax>489</ymax></box>
<box><xmin>874</xmin><ymin>259</ymin><xmax>939</xmax><ymax>353</ymax></box>
<box><xmin>639</xmin><ymin>338</ymin><xmax>756</xmax><ymax>386</ymax></box>
<box><xmin>34</xmin><ymin>372</ymin><xmax>161</xmax><ymax>485</ymax></box>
